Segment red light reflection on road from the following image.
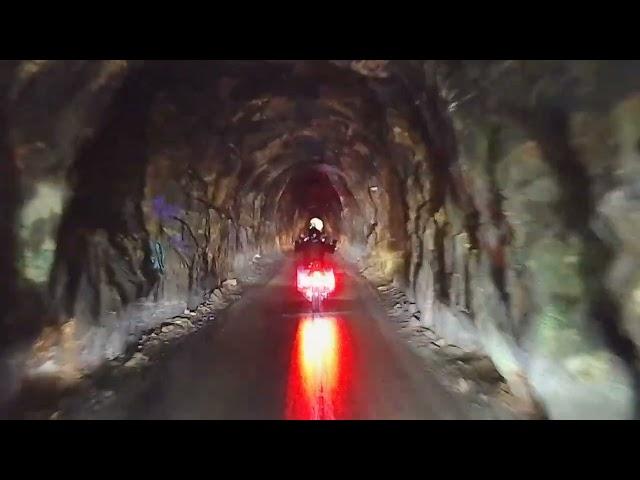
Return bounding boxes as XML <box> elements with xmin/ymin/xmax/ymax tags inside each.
<box><xmin>285</xmin><ymin>316</ymin><xmax>353</xmax><ymax>420</ymax></box>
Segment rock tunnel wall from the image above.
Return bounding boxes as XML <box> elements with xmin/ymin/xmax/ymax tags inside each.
<box><xmin>388</xmin><ymin>60</ymin><xmax>640</xmax><ymax>419</ymax></box>
<box><xmin>0</xmin><ymin>61</ymin><xmax>401</xmax><ymax>397</ymax></box>
<box><xmin>1</xmin><ymin>60</ymin><xmax>640</xmax><ymax>419</ymax></box>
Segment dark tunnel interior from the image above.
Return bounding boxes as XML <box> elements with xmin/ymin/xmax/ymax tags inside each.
<box><xmin>276</xmin><ymin>167</ymin><xmax>344</xmax><ymax>241</ymax></box>
<box><xmin>2</xmin><ymin>60</ymin><xmax>640</xmax><ymax>420</ymax></box>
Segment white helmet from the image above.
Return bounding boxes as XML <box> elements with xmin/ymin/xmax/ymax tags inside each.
<box><xmin>309</xmin><ymin>217</ymin><xmax>324</xmax><ymax>232</ymax></box>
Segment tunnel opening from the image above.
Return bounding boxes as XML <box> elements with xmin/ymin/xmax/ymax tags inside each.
<box><xmin>276</xmin><ymin>166</ymin><xmax>344</xmax><ymax>246</ymax></box>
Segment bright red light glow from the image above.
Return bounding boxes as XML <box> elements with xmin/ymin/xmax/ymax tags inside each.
<box><xmin>285</xmin><ymin>316</ymin><xmax>353</xmax><ymax>420</ymax></box>
<box><xmin>296</xmin><ymin>267</ymin><xmax>335</xmax><ymax>301</ymax></box>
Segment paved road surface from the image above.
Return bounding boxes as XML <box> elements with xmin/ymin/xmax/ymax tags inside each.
<box><xmin>74</xmin><ymin>257</ymin><xmax>469</xmax><ymax>420</ymax></box>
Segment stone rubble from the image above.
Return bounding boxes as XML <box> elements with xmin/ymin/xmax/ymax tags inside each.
<box><xmin>18</xmin><ymin>256</ymin><xmax>280</xmax><ymax>420</ymax></box>
<box><xmin>369</xmin><ymin>269</ymin><xmax>545</xmax><ymax>420</ymax></box>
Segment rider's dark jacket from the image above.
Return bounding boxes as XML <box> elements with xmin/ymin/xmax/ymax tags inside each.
<box><xmin>294</xmin><ymin>228</ymin><xmax>336</xmax><ymax>262</ymax></box>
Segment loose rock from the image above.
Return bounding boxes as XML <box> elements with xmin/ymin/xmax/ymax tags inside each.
<box><xmin>124</xmin><ymin>353</ymin><xmax>148</xmax><ymax>368</ymax></box>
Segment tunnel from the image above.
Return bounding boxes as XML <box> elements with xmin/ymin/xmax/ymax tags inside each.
<box><xmin>2</xmin><ymin>60</ymin><xmax>640</xmax><ymax>420</ymax></box>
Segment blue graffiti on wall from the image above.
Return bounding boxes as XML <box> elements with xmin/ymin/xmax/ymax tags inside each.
<box><xmin>152</xmin><ymin>196</ymin><xmax>182</xmax><ymax>222</ymax></box>
<box><xmin>168</xmin><ymin>234</ymin><xmax>193</xmax><ymax>255</ymax></box>
<box><xmin>150</xmin><ymin>240</ymin><xmax>166</xmax><ymax>274</ymax></box>
<box><xmin>150</xmin><ymin>196</ymin><xmax>196</xmax><ymax>266</ymax></box>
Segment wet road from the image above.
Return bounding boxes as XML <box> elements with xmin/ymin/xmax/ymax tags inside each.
<box><xmin>87</xmin><ymin>258</ymin><xmax>469</xmax><ymax>420</ymax></box>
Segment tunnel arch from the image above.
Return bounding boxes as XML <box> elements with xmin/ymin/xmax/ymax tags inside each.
<box><xmin>6</xmin><ymin>60</ymin><xmax>638</xmax><ymax>421</ymax></box>
<box><xmin>3</xmin><ymin>61</ymin><xmax>420</xmax><ymax>356</ymax></box>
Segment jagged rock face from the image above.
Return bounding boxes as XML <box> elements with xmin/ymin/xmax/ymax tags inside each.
<box><xmin>1</xmin><ymin>60</ymin><xmax>640</xmax><ymax>419</ymax></box>
<box><xmin>1</xmin><ymin>61</ymin><xmax>135</xmax><ymax>343</ymax></box>
<box><xmin>398</xmin><ymin>60</ymin><xmax>640</xmax><ymax>419</ymax></box>
<box><xmin>0</xmin><ymin>60</ymin><xmax>409</xmax><ymax>378</ymax></box>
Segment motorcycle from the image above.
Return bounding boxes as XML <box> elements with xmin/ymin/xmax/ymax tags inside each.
<box><xmin>296</xmin><ymin>259</ymin><xmax>336</xmax><ymax>313</ymax></box>
<box><xmin>294</xmin><ymin>235</ymin><xmax>337</xmax><ymax>313</ymax></box>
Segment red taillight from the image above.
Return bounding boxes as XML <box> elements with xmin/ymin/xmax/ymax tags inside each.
<box><xmin>323</xmin><ymin>269</ymin><xmax>336</xmax><ymax>291</ymax></box>
<box><xmin>297</xmin><ymin>269</ymin><xmax>307</xmax><ymax>290</ymax></box>
<box><xmin>297</xmin><ymin>268</ymin><xmax>335</xmax><ymax>293</ymax></box>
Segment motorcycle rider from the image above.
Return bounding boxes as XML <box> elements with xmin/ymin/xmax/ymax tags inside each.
<box><xmin>294</xmin><ymin>217</ymin><xmax>337</xmax><ymax>264</ymax></box>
